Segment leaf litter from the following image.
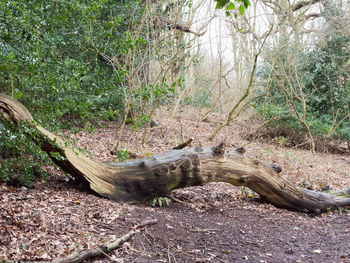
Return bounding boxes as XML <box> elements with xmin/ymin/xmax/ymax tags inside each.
<box><xmin>1</xmin><ymin>106</ymin><xmax>350</xmax><ymax>262</ymax></box>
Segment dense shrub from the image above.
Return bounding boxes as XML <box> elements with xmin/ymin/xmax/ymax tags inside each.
<box><xmin>0</xmin><ymin>0</ymin><xmax>146</xmax><ymax>129</ymax></box>
<box><xmin>0</xmin><ymin>117</ymin><xmax>49</xmax><ymax>186</ymax></box>
<box><xmin>254</xmin><ymin>3</ymin><xmax>350</xmax><ymax>142</ymax></box>
<box><xmin>0</xmin><ymin>0</ymin><xmax>147</xmax><ymax>185</ymax></box>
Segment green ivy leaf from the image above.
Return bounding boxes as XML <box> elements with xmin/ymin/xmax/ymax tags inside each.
<box><xmin>225</xmin><ymin>2</ymin><xmax>235</xmax><ymax>10</ymax></box>
<box><xmin>215</xmin><ymin>0</ymin><xmax>250</xmax><ymax>13</ymax></box>
<box><xmin>238</xmin><ymin>5</ymin><xmax>245</xmax><ymax>15</ymax></box>
<box><xmin>242</xmin><ymin>0</ymin><xmax>250</xmax><ymax>8</ymax></box>
<box><xmin>215</xmin><ymin>0</ymin><xmax>230</xmax><ymax>9</ymax></box>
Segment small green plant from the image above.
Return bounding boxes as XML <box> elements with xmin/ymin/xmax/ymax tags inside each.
<box><xmin>85</xmin><ymin>122</ymin><xmax>96</xmax><ymax>133</ymax></box>
<box><xmin>150</xmin><ymin>197</ymin><xmax>172</xmax><ymax>207</ymax></box>
<box><xmin>144</xmin><ymin>152</ymin><xmax>153</xmax><ymax>158</ymax></box>
<box><xmin>278</xmin><ymin>136</ymin><xmax>286</xmax><ymax>146</ymax></box>
<box><xmin>49</xmin><ymin>151</ymin><xmax>66</xmax><ymax>161</ymax></box>
<box><xmin>129</xmin><ymin>114</ymin><xmax>151</xmax><ymax>130</ymax></box>
<box><xmin>336</xmin><ymin>206</ymin><xmax>349</xmax><ymax>214</ymax></box>
<box><xmin>265</xmin><ymin>147</ymin><xmax>273</xmax><ymax>154</ymax></box>
<box><xmin>115</xmin><ymin>149</ymin><xmax>130</xmax><ymax>162</ymax></box>
<box><xmin>240</xmin><ymin>186</ymin><xmax>254</xmax><ymax>199</ymax></box>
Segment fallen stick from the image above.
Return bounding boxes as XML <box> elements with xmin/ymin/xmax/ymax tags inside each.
<box><xmin>0</xmin><ymin>219</ymin><xmax>158</xmax><ymax>263</ymax></box>
<box><xmin>173</xmin><ymin>137</ymin><xmax>193</xmax><ymax>150</ymax></box>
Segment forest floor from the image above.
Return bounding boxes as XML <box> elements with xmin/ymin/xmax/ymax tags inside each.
<box><xmin>1</xmin><ymin>105</ymin><xmax>350</xmax><ymax>263</ymax></box>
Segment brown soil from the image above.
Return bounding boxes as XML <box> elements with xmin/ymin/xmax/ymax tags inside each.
<box><xmin>1</xmin><ymin>106</ymin><xmax>350</xmax><ymax>263</ymax></box>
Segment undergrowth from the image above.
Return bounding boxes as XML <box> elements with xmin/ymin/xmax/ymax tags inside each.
<box><xmin>0</xmin><ymin>117</ymin><xmax>50</xmax><ymax>187</ymax></box>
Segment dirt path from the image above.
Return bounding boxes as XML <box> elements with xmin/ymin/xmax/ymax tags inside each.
<box><xmin>1</xmin><ymin>181</ymin><xmax>350</xmax><ymax>263</ymax></box>
<box><xmin>128</xmin><ymin>186</ymin><xmax>350</xmax><ymax>263</ymax></box>
<box><xmin>1</xmin><ymin>106</ymin><xmax>350</xmax><ymax>262</ymax></box>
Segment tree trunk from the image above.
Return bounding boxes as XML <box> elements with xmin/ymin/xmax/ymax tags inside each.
<box><xmin>1</xmin><ymin>94</ymin><xmax>350</xmax><ymax>214</ymax></box>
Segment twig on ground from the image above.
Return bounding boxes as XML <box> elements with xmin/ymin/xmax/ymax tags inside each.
<box><xmin>173</xmin><ymin>138</ymin><xmax>193</xmax><ymax>150</ymax></box>
<box><xmin>0</xmin><ymin>220</ymin><xmax>158</xmax><ymax>263</ymax></box>
<box><xmin>169</xmin><ymin>195</ymin><xmax>187</xmax><ymax>204</ymax></box>
<box><xmin>190</xmin><ymin>227</ymin><xmax>219</xmax><ymax>233</ymax></box>
<box><xmin>132</xmin><ymin>219</ymin><xmax>158</xmax><ymax>230</ymax></box>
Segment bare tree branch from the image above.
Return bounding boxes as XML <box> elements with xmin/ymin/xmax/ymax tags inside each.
<box><xmin>304</xmin><ymin>12</ymin><xmax>321</xmax><ymax>20</ymax></box>
<box><xmin>165</xmin><ymin>21</ymin><xmax>206</xmax><ymax>36</ymax></box>
<box><xmin>292</xmin><ymin>0</ymin><xmax>321</xmax><ymax>11</ymax></box>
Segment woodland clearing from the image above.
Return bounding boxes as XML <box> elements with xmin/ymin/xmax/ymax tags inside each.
<box><xmin>1</xmin><ymin>106</ymin><xmax>350</xmax><ymax>263</ymax></box>
<box><xmin>1</xmin><ymin>0</ymin><xmax>350</xmax><ymax>262</ymax></box>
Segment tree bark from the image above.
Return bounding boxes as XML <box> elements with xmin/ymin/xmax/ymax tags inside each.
<box><xmin>1</xmin><ymin>94</ymin><xmax>350</xmax><ymax>213</ymax></box>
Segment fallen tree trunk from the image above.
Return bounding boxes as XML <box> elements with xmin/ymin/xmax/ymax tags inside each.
<box><xmin>1</xmin><ymin>94</ymin><xmax>350</xmax><ymax>213</ymax></box>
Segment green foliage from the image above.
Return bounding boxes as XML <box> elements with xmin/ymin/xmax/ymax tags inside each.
<box><xmin>134</xmin><ymin>77</ymin><xmax>177</xmax><ymax>109</ymax></box>
<box><xmin>0</xmin><ymin>0</ymin><xmax>201</xmax><ymax>186</ymax></box>
<box><xmin>254</xmin><ymin>3</ymin><xmax>350</xmax><ymax>141</ymax></box>
<box><xmin>115</xmin><ymin>149</ymin><xmax>130</xmax><ymax>162</ymax></box>
<box><xmin>301</xmin><ymin>5</ymin><xmax>350</xmax><ymax>139</ymax></box>
<box><xmin>150</xmin><ymin>197</ymin><xmax>172</xmax><ymax>207</ymax></box>
<box><xmin>0</xmin><ymin>0</ymin><xmax>145</xmax><ymax>130</ymax></box>
<box><xmin>214</xmin><ymin>0</ymin><xmax>250</xmax><ymax>17</ymax></box>
<box><xmin>129</xmin><ymin>114</ymin><xmax>151</xmax><ymax>129</ymax></box>
<box><xmin>0</xmin><ymin>118</ymin><xmax>49</xmax><ymax>186</ymax></box>
<box><xmin>0</xmin><ymin>0</ymin><xmax>150</xmax><ymax>186</ymax></box>
<box><xmin>240</xmin><ymin>186</ymin><xmax>254</xmax><ymax>199</ymax></box>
